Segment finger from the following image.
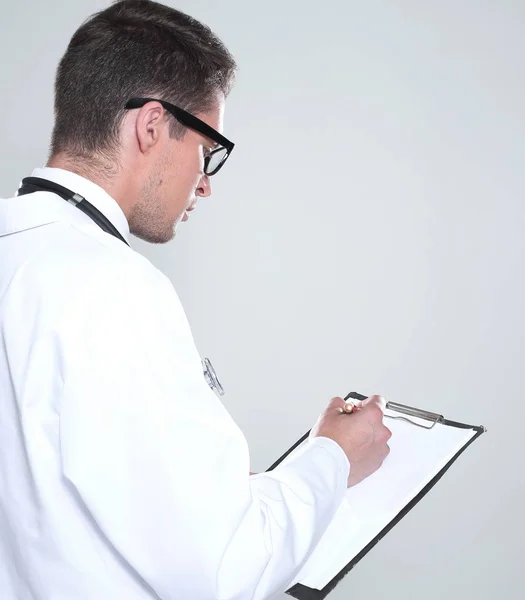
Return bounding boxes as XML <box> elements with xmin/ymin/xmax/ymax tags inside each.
<box><xmin>363</xmin><ymin>394</ymin><xmax>387</xmax><ymax>413</ymax></box>
<box><xmin>327</xmin><ymin>396</ymin><xmax>346</xmax><ymax>411</ymax></box>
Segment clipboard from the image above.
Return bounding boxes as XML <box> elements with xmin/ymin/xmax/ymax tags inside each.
<box><xmin>265</xmin><ymin>392</ymin><xmax>486</xmax><ymax>600</ymax></box>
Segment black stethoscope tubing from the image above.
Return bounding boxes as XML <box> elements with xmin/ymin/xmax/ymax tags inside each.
<box><xmin>17</xmin><ymin>177</ymin><xmax>129</xmax><ymax>246</ymax></box>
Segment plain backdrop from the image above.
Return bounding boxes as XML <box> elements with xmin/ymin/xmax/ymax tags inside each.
<box><xmin>1</xmin><ymin>1</ymin><xmax>524</xmax><ymax>599</ymax></box>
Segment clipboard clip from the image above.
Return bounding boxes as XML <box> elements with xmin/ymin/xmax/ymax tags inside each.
<box><xmin>346</xmin><ymin>393</ymin><xmax>444</xmax><ymax>430</ymax></box>
<box><xmin>385</xmin><ymin>402</ymin><xmax>444</xmax><ymax>430</ymax></box>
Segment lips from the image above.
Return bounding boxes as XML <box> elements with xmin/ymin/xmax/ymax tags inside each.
<box><xmin>182</xmin><ymin>202</ymin><xmax>197</xmax><ymax>222</ymax></box>
<box><xmin>182</xmin><ymin>206</ymin><xmax>195</xmax><ymax>222</ymax></box>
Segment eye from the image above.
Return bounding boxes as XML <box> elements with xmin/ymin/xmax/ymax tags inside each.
<box><xmin>202</xmin><ymin>145</ymin><xmax>214</xmax><ymax>158</ymax></box>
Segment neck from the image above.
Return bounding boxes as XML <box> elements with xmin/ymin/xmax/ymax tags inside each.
<box><xmin>47</xmin><ymin>152</ymin><xmax>118</xmax><ymax>187</ymax></box>
<box><xmin>46</xmin><ymin>152</ymin><xmax>136</xmax><ymax>218</ymax></box>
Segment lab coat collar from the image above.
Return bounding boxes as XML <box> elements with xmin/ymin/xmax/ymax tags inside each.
<box><xmin>29</xmin><ymin>167</ymin><xmax>131</xmax><ymax>243</ymax></box>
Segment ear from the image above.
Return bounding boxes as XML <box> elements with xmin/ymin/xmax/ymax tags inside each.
<box><xmin>134</xmin><ymin>102</ymin><xmax>166</xmax><ymax>154</ymax></box>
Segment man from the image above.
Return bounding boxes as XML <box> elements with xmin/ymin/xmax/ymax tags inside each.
<box><xmin>0</xmin><ymin>1</ymin><xmax>391</xmax><ymax>599</ymax></box>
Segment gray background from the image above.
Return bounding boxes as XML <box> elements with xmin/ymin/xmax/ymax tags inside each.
<box><xmin>1</xmin><ymin>1</ymin><xmax>523</xmax><ymax>598</ymax></box>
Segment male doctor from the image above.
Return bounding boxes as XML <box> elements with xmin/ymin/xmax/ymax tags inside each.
<box><xmin>0</xmin><ymin>1</ymin><xmax>391</xmax><ymax>599</ymax></box>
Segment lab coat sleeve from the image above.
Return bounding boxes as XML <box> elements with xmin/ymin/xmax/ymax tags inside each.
<box><xmin>59</xmin><ymin>261</ymin><xmax>349</xmax><ymax>600</ymax></box>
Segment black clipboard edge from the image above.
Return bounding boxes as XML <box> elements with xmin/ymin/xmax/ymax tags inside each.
<box><xmin>285</xmin><ymin>422</ymin><xmax>484</xmax><ymax>599</ymax></box>
<box><xmin>266</xmin><ymin>393</ymin><xmax>486</xmax><ymax>600</ymax></box>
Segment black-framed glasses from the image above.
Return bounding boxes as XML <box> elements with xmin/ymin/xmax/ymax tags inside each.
<box><xmin>124</xmin><ymin>97</ymin><xmax>234</xmax><ymax>176</ymax></box>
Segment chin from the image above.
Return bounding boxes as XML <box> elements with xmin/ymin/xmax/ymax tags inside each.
<box><xmin>131</xmin><ymin>224</ymin><xmax>176</xmax><ymax>245</ymax></box>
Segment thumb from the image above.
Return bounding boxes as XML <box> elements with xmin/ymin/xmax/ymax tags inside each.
<box><xmin>327</xmin><ymin>396</ymin><xmax>346</xmax><ymax>410</ymax></box>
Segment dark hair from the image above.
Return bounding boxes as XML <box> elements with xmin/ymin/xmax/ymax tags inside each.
<box><xmin>50</xmin><ymin>0</ymin><xmax>236</xmax><ymax>161</ymax></box>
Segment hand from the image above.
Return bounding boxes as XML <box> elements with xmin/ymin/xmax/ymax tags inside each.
<box><xmin>310</xmin><ymin>395</ymin><xmax>392</xmax><ymax>487</ymax></box>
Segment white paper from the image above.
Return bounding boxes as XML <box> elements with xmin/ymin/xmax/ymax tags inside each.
<box><xmin>288</xmin><ymin>409</ymin><xmax>478</xmax><ymax>590</ymax></box>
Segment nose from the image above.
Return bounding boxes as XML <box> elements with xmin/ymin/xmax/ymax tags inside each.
<box><xmin>196</xmin><ymin>174</ymin><xmax>212</xmax><ymax>198</ymax></box>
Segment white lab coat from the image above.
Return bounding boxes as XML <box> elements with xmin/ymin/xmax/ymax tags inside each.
<box><xmin>0</xmin><ymin>167</ymin><xmax>349</xmax><ymax>600</ymax></box>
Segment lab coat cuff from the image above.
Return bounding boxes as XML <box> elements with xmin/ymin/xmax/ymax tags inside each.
<box><xmin>307</xmin><ymin>436</ymin><xmax>350</xmax><ymax>483</ymax></box>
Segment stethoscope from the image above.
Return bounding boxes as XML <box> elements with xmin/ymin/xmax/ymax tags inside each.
<box><xmin>17</xmin><ymin>176</ymin><xmax>225</xmax><ymax>396</ymax></box>
<box><xmin>17</xmin><ymin>176</ymin><xmax>130</xmax><ymax>246</ymax></box>
<box><xmin>202</xmin><ymin>357</ymin><xmax>224</xmax><ymax>396</ymax></box>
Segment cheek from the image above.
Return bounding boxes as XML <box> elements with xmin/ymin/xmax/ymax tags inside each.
<box><xmin>163</xmin><ymin>168</ymin><xmax>197</xmax><ymax>215</ymax></box>
<box><xmin>162</xmin><ymin>146</ymin><xmax>204</xmax><ymax>208</ymax></box>
<box><xmin>184</xmin><ymin>152</ymin><xmax>206</xmax><ymax>189</ymax></box>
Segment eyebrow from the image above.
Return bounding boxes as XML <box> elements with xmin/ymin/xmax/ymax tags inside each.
<box><xmin>200</xmin><ymin>132</ymin><xmax>222</xmax><ymax>148</ymax></box>
<box><xmin>203</xmin><ymin>139</ymin><xmax>223</xmax><ymax>152</ymax></box>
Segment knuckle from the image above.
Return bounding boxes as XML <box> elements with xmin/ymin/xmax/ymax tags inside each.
<box><xmin>367</xmin><ymin>403</ymin><xmax>383</xmax><ymax>418</ymax></box>
<box><xmin>371</xmin><ymin>394</ymin><xmax>385</xmax><ymax>404</ymax></box>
